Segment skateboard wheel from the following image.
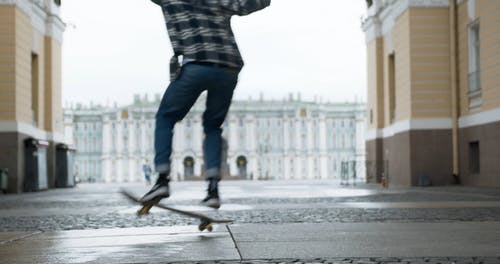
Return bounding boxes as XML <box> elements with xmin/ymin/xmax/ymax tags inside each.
<box><xmin>137</xmin><ymin>205</ymin><xmax>152</xmax><ymax>216</ymax></box>
<box><xmin>198</xmin><ymin>219</ymin><xmax>212</xmax><ymax>232</ymax></box>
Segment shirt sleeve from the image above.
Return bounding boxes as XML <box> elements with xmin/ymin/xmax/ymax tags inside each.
<box><xmin>197</xmin><ymin>0</ymin><xmax>271</xmax><ymax>16</ymax></box>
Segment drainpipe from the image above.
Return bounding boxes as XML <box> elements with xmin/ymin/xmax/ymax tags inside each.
<box><xmin>450</xmin><ymin>0</ymin><xmax>460</xmax><ymax>184</ymax></box>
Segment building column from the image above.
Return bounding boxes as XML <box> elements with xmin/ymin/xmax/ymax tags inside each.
<box><xmin>319</xmin><ymin>115</ymin><xmax>328</xmax><ymax>179</ymax></box>
<box><xmin>355</xmin><ymin>110</ymin><xmax>367</xmax><ymax>181</ymax></box>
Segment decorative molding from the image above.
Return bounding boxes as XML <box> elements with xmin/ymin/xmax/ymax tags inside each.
<box><xmin>459</xmin><ymin>108</ymin><xmax>500</xmax><ymax>128</ymax></box>
<box><xmin>362</xmin><ymin>17</ymin><xmax>382</xmax><ymax>43</ymax></box>
<box><xmin>0</xmin><ymin>121</ymin><xmax>47</xmax><ymax>139</ymax></box>
<box><xmin>0</xmin><ymin>0</ymin><xmax>31</xmax><ymax>15</ymax></box>
<box><xmin>365</xmin><ymin>129</ymin><xmax>382</xmax><ymax>141</ymax></box>
<box><xmin>367</xmin><ymin>109</ymin><xmax>500</xmax><ymax>139</ymax></box>
<box><xmin>0</xmin><ymin>121</ymin><xmax>67</xmax><ymax>143</ymax></box>
<box><xmin>46</xmin><ymin>15</ymin><xmax>65</xmax><ymax>43</ymax></box>
<box><xmin>31</xmin><ymin>2</ymin><xmax>47</xmax><ymax>34</ymax></box>
<box><xmin>363</xmin><ymin>0</ymin><xmax>450</xmax><ymax>42</ymax></box>
<box><xmin>0</xmin><ymin>0</ymin><xmax>65</xmax><ymax>42</ymax></box>
<box><xmin>365</xmin><ymin>118</ymin><xmax>453</xmax><ymax>140</ymax></box>
<box><xmin>367</xmin><ymin>109</ymin><xmax>500</xmax><ymax>137</ymax></box>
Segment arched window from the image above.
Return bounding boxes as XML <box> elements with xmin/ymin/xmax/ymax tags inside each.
<box><xmin>236</xmin><ymin>156</ymin><xmax>248</xmax><ymax>179</ymax></box>
<box><xmin>183</xmin><ymin>157</ymin><xmax>195</xmax><ymax>179</ymax></box>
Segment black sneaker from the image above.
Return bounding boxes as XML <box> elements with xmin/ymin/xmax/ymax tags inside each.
<box><xmin>200</xmin><ymin>179</ymin><xmax>221</xmax><ymax>209</ymax></box>
<box><xmin>140</xmin><ymin>178</ymin><xmax>170</xmax><ymax>203</ymax></box>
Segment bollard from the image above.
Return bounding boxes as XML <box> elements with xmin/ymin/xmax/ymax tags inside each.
<box><xmin>0</xmin><ymin>168</ymin><xmax>8</xmax><ymax>193</ymax></box>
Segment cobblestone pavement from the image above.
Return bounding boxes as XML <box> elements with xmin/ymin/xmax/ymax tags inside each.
<box><xmin>168</xmin><ymin>257</ymin><xmax>500</xmax><ymax>264</ymax></box>
<box><xmin>2</xmin><ymin>207</ymin><xmax>500</xmax><ymax>232</ymax></box>
<box><xmin>1</xmin><ymin>182</ymin><xmax>500</xmax><ymax>263</ymax></box>
<box><xmin>1</xmin><ymin>187</ymin><xmax>499</xmax><ymax>210</ymax></box>
<box><xmin>1</xmin><ymin>182</ymin><xmax>500</xmax><ymax>232</ymax></box>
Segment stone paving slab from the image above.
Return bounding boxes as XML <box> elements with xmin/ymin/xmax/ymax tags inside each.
<box><xmin>0</xmin><ymin>231</ymin><xmax>40</xmax><ymax>244</ymax></box>
<box><xmin>168</xmin><ymin>257</ymin><xmax>500</xmax><ymax>264</ymax></box>
<box><xmin>229</xmin><ymin>222</ymin><xmax>500</xmax><ymax>259</ymax></box>
<box><xmin>1</xmin><ymin>223</ymin><xmax>499</xmax><ymax>263</ymax></box>
<box><xmin>0</xmin><ymin>206</ymin><xmax>129</xmax><ymax>218</ymax></box>
<box><xmin>0</xmin><ymin>225</ymin><xmax>239</xmax><ymax>264</ymax></box>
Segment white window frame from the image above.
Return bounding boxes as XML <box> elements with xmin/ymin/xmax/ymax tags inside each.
<box><xmin>468</xmin><ymin>20</ymin><xmax>482</xmax><ymax>110</ymax></box>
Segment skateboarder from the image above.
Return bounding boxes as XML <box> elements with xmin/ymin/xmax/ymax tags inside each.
<box><xmin>142</xmin><ymin>163</ymin><xmax>152</xmax><ymax>185</ymax></box>
<box><xmin>141</xmin><ymin>0</ymin><xmax>271</xmax><ymax>209</ymax></box>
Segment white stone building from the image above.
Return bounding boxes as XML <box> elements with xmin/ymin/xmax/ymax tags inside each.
<box><xmin>64</xmin><ymin>94</ymin><xmax>366</xmax><ymax>182</ymax></box>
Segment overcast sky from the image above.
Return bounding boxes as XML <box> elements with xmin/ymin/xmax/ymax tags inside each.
<box><xmin>61</xmin><ymin>0</ymin><xmax>367</xmax><ymax>107</ymax></box>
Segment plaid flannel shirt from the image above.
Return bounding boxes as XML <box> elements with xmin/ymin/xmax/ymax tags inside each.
<box><xmin>151</xmin><ymin>0</ymin><xmax>271</xmax><ymax>80</ymax></box>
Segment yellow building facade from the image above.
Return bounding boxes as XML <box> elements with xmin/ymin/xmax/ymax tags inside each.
<box><xmin>363</xmin><ymin>0</ymin><xmax>499</xmax><ymax>187</ymax></box>
<box><xmin>0</xmin><ymin>0</ymin><xmax>65</xmax><ymax>193</ymax></box>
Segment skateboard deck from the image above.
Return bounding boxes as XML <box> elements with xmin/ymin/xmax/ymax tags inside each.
<box><xmin>120</xmin><ymin>189</ymin><xmax>233</xmax><ymax>232</ymax></box>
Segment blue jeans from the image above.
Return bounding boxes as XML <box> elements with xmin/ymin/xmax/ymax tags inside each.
<box><xmin>154</xmin><ymin>63</ymin><xmax>239</xmax><ymax>180</ymax></box>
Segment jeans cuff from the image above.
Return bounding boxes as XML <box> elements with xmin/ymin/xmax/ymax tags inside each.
<box><xmin>156</xmin><ymin>163</ymin><xmax>170</xmax><ymax>174</ymax></box>
<box><xmin>205</xmin><ymin>168</ymin><xmax>220</xmax><ymax>180</ymax></box>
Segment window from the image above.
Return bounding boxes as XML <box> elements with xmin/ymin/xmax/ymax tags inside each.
<box><xmin>111</xmin><ymin>137</ymin><xmax>116</xmax><ymax>151</ymax></box>
<box><xmin>388</xmin><ymin>53</ymin><xmax>396</xmax><ymax>123</ymax></box>
<box><xmin>31</xmin><ymin>53</ymin><xmax>39</xmax><ymax>126</ymax></box>
<box><xmin>468</xmin><ymin>20</ymin><xmax>481</xmax><ymax>109</ymax></box>
<box><xmin>469</xmin><ymin>141</ymin><xmax>480</xmax><ymax>174</ymax></box>
<box><xmin>313</xmin><ymin>133</ymin><xmax>317</xmax><ymax>148</ymax></box>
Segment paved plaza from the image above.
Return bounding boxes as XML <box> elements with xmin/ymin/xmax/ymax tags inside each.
<box><xmin>1</xmin><ymin>181</ymin><xmax>500</xmax><ymax>263</ymax></box>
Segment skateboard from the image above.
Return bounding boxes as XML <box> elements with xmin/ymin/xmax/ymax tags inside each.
<box><xmin>120</xmin><ymin>189</ymin><xmax>233</xmax><ymax>232</ymax></box>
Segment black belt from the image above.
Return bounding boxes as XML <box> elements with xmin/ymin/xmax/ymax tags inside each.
<box><xmin>189</xmin><ymin>61</ymin><xmax>239</xmax><ymax>71</ymax></box>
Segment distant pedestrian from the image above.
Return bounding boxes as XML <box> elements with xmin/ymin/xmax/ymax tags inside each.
<box><xmin>141</xmin><ymin>0</ymin><xmax>271</xmax><ymax>209</ymax></box>
<box><xmin>143</xmin><ymin>163</ymin><xmax>152</xmax><ymax>185</ymax></box>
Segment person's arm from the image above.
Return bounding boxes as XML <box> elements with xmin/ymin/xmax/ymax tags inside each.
<box><xmin>195</xmin><ymin>0</ymin><xmax>271</xmax><ymax>16</ymax></box>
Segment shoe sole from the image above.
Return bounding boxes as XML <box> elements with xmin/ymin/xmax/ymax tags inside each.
<box><xmin>140</xmin><ymin>193</ymin><xmax>170</xmax><ymax>204</ymax></box>
<box><xmin>201</xmin><ymin>200</ymin><xmax>221</xmax><ymax>209</ymax></box>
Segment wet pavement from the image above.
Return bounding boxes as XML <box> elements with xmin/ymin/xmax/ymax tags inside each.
<box><xmin>1</xmin><ymin>181</ymin><xmax>500</xmax><ymax>263</ymax></box>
